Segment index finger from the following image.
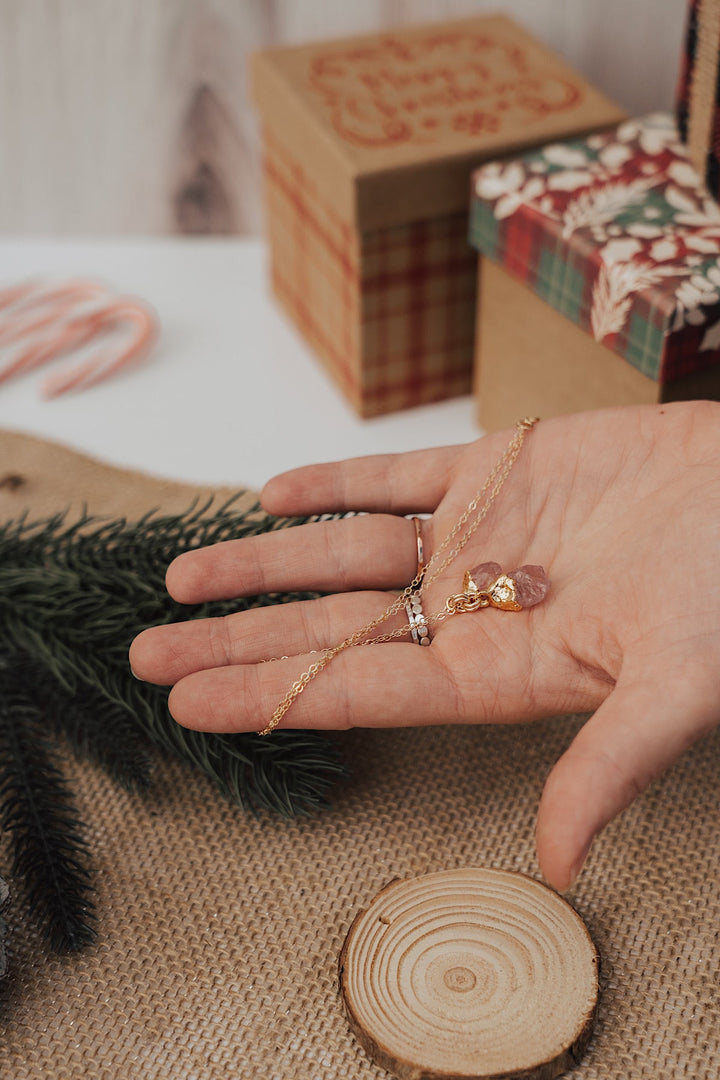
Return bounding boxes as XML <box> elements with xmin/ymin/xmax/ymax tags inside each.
<box><xmin>260</xmin><ymin>444</ymin><xmax>463</xmax><ymax>517</ymax></box>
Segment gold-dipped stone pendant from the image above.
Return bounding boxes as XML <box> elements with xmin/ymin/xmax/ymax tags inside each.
<box><xmin>447</xmin><ymin>563</ymin><xmax>549</xmax><ymax>615</ymax></box>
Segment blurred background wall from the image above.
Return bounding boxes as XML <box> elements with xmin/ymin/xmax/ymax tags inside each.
<box><xmin>0</xmin><ymin>0</ymin><xmax>688</xmax><ymax>236</ymax></box>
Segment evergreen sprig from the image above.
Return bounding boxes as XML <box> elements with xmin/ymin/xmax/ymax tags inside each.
<box><xmin>22</xmin><ymin>653</ymin><xmax>154</xmax><ymax>795</ymax></box>
<box><xmin>0</xmin><ymin>660</ymin><xmax>96</xmax><ymax>952</ymax></box>
<box><xmin>0</xmin><ymin>873</ymin><xmax>9</xmax><ymax>979</ymax></box>
<box><xmin>0</xmin><ymin>498</ymin><xmax>347</xmax><ymax>953</ymax></box>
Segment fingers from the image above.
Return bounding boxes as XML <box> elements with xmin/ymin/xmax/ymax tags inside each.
<box><xmin>129</xmin><ymin>590</ymin><xmax>398</xmax><ymax>684</ymax></box>
<box><xmin>166</xmin><ymin>643</ymin><xmax>456</xmax><ymax>732</ymax></box>
<box><xmin>166</xmin><ymin>514</ymin><xmax>424</xmax><ymax>603</ymax></box>
<box><xmin>260</xmin><ymin>445</ymin><xmax>462</xmax><ymax>516</ymax></box>
<box><xmin>535</xmin><ymin>657</ymin><xmax>720</xmax><ymax>892</ymax></box>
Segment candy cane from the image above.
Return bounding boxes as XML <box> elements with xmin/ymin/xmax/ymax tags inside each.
<box><xmin>0</xmin><ymin>280</ymin><xmax>108</xmax><ymax>347</ymax></box>
<box><xmin>40</xmin><ymin>301</ymin><xmax>157</xmax><ymax>398</ymax></box>
<box><xmin>0</xmin><ymin>312</ymin><xmax>100</xmax><ymax>385</ymax></box>
<box><xmin>0</xmin><ymin>279</ymin><xmax>158</xmax><ymax>396</ymax></box>
<box><xmin>0</xmin><ymin>281</ymin><xmax>40</xmax><ymax>312</ymax></box>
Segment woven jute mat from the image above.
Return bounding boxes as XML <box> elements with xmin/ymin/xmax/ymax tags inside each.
<box><xmin>0</xmin><ymin>429</ymin><xmax>718</xmax><ymax>1079</ymax></box>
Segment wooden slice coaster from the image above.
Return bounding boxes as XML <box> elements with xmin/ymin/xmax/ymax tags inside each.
<box><xmin>339</xmin><ymin>868</ymin><xmax>599</xmax><ymax>1080</ymax></box>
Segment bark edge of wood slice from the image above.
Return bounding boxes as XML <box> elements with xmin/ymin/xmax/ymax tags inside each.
<box><xmin>339</xmin><ymin>868</ymin><xmax>599</xmax><ymax>1080</ymax></box>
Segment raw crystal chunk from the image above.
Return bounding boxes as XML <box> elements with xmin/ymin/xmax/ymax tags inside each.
<box><xmin>509</xmin><ymin>565</ymin><xmax>549</xmax><ymax>608</ymax></box>
<box><xmin>468</xmin><ymin>562</ymin><xmax>503</xmax><ymax>591</ymax></box>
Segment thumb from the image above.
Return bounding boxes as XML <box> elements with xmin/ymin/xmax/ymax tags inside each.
<box><xmin>536</xmin><ymin>658</ymin><xmax>720</xmax><ymax>892</ymax></box>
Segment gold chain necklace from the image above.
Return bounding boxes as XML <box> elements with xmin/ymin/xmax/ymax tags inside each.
<box><xmin>259</xmin><ymin>417</ymin><xmax>539</xmax><ymax>735</ymax></box>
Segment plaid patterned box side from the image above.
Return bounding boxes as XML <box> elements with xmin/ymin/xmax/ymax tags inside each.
<box><xmin>263</xmin><ymin>130</ymin><xmax>362</xmax><ymax>407</ymax></box>
<box><xmin>469</xmin><ymin>113</ymin><xmax>720</xmax><ymax>385</ymax></box>
<box><xmin>262</xmin><ymin>131</ymin><xmax>476</xmax><ymax>417</ymax></box>
<box><xmin>360</xmin><ymin>214</ymin><xmax>476</xmax><ymax>416</ymax></box>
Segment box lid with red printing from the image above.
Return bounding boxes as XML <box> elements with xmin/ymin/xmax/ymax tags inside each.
<box><xmin>251</xmin><ymin>15</ymin><xmax>625</xmax><ymax>231</ymax></box>
<box><xmin>469</xmin><ymin>112</ymin><xmax>720</xmax><ymax>383</ymax></box>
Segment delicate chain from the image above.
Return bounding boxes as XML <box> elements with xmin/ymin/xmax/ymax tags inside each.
<box><xmin>258</xmin><ymin>418</ymin><xmax>538</xmax><ymax>735</ymax></box>
<box><xmin>414</xmin><ymin>416</ymin><xmax>537</xmax><ymax>590</ymax></box>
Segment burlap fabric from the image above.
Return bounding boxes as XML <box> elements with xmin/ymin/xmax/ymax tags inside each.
<box><xmin>0</xmin><ymin>429</ymin><xmax>718</xmax><ymax>1079</ymax></box>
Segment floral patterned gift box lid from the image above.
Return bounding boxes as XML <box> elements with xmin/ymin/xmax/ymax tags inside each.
<box><xmin>469</xmin><ymin>112</ymin><xmax>720</xmax><ymax>383</ymax></box>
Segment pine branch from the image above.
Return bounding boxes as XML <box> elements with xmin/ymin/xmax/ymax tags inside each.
<box><xmin>0</xmin><ymin>874</ymin><xmax>9</xmax><ymax>980</ymax></box>
<box><xmin>0</xmin><ymin>499</ymin><xmax>347</xmax><ymax>814</ymax></box>
<box><xmin>215</xmin><ymin>730</ymin><xmax>346</xmax><ymax>816</ymax></box>
<box><xmin>11</xmin><ymin>652</ymin><xmax>153</xmax><ymax>795</ymax></box>
<box><xmin>0</xmin><ymin>669</ymin><xmax>96</xmax><ymax>952</ymax></box>
<box><xmin>0</xmin><ymin>498</ymin><xmax>350</xmax><ymax>959</ymax></box>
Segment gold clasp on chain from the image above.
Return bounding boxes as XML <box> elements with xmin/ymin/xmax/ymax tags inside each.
<box><xmin>445</xmin><ymin>590</ymin><xmax>490</xmax><ymax>614</ymax></box>
<box><xmin>445</xmin><ymin>569</ymin><xmax>491</xmax><ymax>614</ymax></box>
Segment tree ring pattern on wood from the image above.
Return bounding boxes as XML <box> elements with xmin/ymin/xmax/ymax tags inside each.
<box><xmin>339</xmin><ymin>868</ymin><xmax>599</xmax><ymax>1080</ymax></box>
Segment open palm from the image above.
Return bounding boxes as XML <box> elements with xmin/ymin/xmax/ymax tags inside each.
<box><xmin>130</xmin><ymin>401</ymin><xmax>720</xmax><ymax>890</ymax></box>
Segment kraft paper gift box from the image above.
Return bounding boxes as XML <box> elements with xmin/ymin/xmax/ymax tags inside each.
<box><xmin>251</xmin><ymin>16</ymin><xmax>624</xmax><ymax>418</ymax></box>
<box><xmin>469</xmin><ymin>113</ymin><xmax>720</xmax><ymax>431</ymax></box>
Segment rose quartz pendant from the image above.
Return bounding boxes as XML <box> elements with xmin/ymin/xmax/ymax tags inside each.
<box><xmin>468</xmin><ymin>562</ymin><xmax>503</xmax><ymax>590</ymax></box>
<box><xmin>509</xmin><ymin>565</ymin><xmax>550</xmax><ymax>608</ymax></box>
<box><xmin>467</xmin><ymin>562</ymin><xmax>550</xmax><ymax>609</ymax></box>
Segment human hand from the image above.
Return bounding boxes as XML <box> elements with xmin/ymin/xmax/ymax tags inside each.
<box><xmin>129</xmin><ymin>401</ymin><xmax>720</xmax><ymax>891</ymax></box>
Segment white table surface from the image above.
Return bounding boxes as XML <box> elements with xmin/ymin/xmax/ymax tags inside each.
<box><xmin>0</xmin><ymin>238</ymin><xmax>482</xmax><ymax>491</ymax></box>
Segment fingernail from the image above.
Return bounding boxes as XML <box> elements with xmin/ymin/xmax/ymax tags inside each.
<box><xmin>129</xmin><ymin>664</ymin><xmax>143</xmax><ymax>681</ymax></box>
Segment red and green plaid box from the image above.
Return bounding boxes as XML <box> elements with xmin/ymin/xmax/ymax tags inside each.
<box><xmin>469</xmin><ymin>113</ymin><xmax>720</xmax><ymax>385</ymax></box>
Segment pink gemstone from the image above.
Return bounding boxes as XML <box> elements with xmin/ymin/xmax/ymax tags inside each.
<box><xmin>509</xmin><ymin>565</ymin><xmax>550</xmax><ymax>608</ymax></box>
<box><xmin>469</xmin><ymin>562</ymin><xmax>503</xmax><ymax>590</ymax></box>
